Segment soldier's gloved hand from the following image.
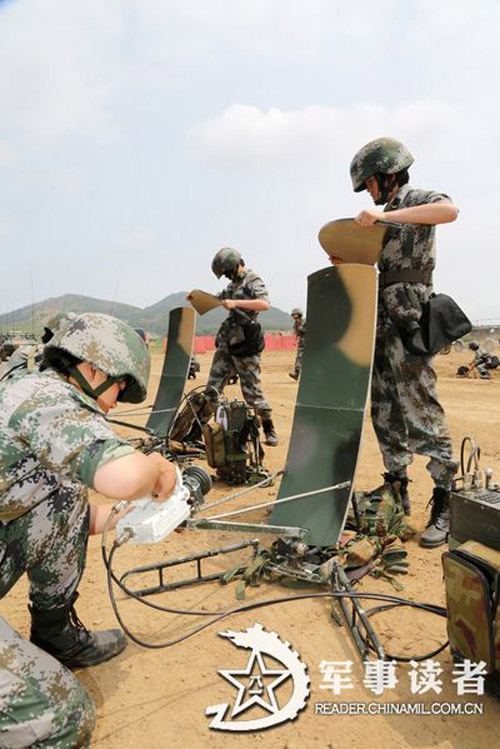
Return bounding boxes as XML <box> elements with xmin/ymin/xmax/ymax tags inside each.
<box><xmin>147</xmin><ymin>453</ymin><xmax>178</xmax><ymax>502</ymax></box>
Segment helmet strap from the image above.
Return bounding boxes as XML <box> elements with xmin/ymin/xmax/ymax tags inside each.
<box><xmin>224</xmin><ymin>266</ymin><xmax>242</xmax><ymax>281</ymax></box>
<box><xmin>69</xmin><ymin>366</ymin><xmax>119</xmax><ymax>402</ymax></box>
<box><xmin>374</xmin><ymin>173</ymin><xmax>398</xmax><ymax>205</ymax></box>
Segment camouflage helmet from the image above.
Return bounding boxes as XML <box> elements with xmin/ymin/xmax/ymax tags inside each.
<box><xmin>42</xmin><ymin>311</ymin><xmax>78</xmax><ymax>343</ymax></box>
<box><xmin>291</xmin><ymin>308</ymin><xmax>303</xmax><ymax>317</ymax></box>
<box><xmin>468</xmin><ymin>340</ymin><xmax>480</xmax><ymax>351</ymax></box>
<box><xmin>45</xmin><ymin>313</ymin><xmax>150</xmax><ymax>403</ymax></box>
<box><xmin>350</xmin><ymin>137</ymin><xmax>414</xmax><ymax>192</ymax></box>
<box><xmin>211</xmin><ymin>247</ymin><xmax>242</xmax><ymax>279</ymax></box>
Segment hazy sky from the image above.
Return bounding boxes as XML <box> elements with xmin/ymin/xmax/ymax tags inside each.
<box><xmin>0</xmin><ymin>0</ymin><xmax>498</xmax><ymax>321</ymax></box>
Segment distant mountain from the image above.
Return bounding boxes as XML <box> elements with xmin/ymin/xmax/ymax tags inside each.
<box><xmin>0</xmin><ymin>292</ymin><xmax>292</xmax><ymax>336</ymax></box>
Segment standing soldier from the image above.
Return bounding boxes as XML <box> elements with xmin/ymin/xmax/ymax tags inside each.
<box><xmin>289</xmin><ymin>308</ymin><xmax>306</xmax><ymax>381</ymax></box>
<box><xmin>350</xmin><ymin>137</ymin><xmax>459</xmax><ymax>547</ymax></box>
<box><xmin>0</xmin><ymin>313</ymin><xmax>177</xmax><ymax>746</ymax></box>
<box><xmin>198</xmin><ymin>247</ymin><xmax>278</xmax><ymax>446</ymax></box>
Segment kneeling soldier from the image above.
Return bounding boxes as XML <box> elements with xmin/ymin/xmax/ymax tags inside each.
<box><xmin>0</xmin><ymin>313</ymin><xmax>177</xmax><ymax>746</ymax></box>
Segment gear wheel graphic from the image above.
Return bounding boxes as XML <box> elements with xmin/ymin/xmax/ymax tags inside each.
<box><xmin>206</xmin><ymin>623</ymin><xmax>310</xmax><ymax>731</ymax></box>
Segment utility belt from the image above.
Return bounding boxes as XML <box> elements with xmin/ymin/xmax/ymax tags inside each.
<box><xmin>378</xmin><ymin>268</ymin><xmax>433</xmax><ymax>289</ymax></box>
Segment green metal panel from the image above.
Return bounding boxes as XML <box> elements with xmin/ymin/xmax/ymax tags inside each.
<box><xmin>271</xmin><ymin>264</ymin><xmax>377</xmax><ymax>547</ymax></box>
<box><xmin>146</xmin><ymin>307</ymin><xmax>195</xmax><ymax>437</ymax></box>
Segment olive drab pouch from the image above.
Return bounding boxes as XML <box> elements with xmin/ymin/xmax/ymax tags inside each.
<box><xmin>227</xmin><ymin>319</ymin><xmax>265</xmax><ymax>358</ymax></box>
<box><xmin>401</xmin><ymin>293</ymin><xmax>472</xmax><ymax>356</ymax></box>
<box><xmin>203</xmin><ymin>401</ymin><xmax>258</xmax><ymax>484</ymax></box>
<box><xmin>203</xmin><ymin>422</ymin><xmax>226</xmax><ymax>468</ymax></box>
<box><xmin>348</xmin><ymin>481</ymin><xmax>414</xmax><ymax>542</ymax></box>
<box><xmin>442</xmin><ymin>540</ymin><xmax>500</xmax><ymax>673</ymax></box>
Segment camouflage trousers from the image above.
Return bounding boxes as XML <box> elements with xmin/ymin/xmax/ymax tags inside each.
<box><xmin>0</xmin><ymin>481</ymin><xmax>89</xmax><ymax>608</ymax></box>
<box><xmin>207</xmin><ymin>347</ymin><xmax>272</xmax><ymax>419</ymax></box>
<box><xmin>0</xmin><ymin>618</ymin><xmax>95</xmax><ymax>748</ymax></box>
<box><xmin>0</xmin><ymin>485</ymin><xmax>94</xmax><ymax>746</ymax></box>
<box><xmin>293</xmin><ymin>340</ymin><xmax>304</xmax><ymax>377</ymax></box>
<box><xmin>371</xmin><ymin>324</ymin><xmax>458</xmax><ymax>488</ymax></box>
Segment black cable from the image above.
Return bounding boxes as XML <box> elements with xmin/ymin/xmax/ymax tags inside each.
<box><xmin>363</xmin><ymin>601</ymin><xmax>449</xmax><ymax>662</ymax></box>
<box><xmin>103</xmin><ymin>530</ymin><xmax>448</xmax><ymax>659</ymax></box>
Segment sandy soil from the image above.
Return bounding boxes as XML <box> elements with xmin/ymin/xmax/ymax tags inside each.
<box><xmin>3</xmin><ymin>348</ymin><xmax>500</xmax><ymax>749</ymax></box>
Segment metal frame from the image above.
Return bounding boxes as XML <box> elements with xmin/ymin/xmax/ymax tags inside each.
<box><xmin>120</xmin><ymin>539</ymin><xmax>260</xmax><ymax>597</ymax></box>
<box><xmin>330</xmin><ymin>561</ymin><xmax>385</xmax><ymax>661</ymax></box>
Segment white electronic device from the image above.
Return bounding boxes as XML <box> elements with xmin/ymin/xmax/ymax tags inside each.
<box><xmin>116</xmin><ymin>468</ymin><xmax>192</xmax><ymax>545</ymax></box>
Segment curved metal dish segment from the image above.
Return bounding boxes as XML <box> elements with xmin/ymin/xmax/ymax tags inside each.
<box><xmin>271</xmin><ymin>264</ymin><xmax>378</xmax><ymax>546</ymax></box>
<box><xmin>145</xmin><ymin>306</ymin><xmax>196</xmax><ymax>437</ymax></box>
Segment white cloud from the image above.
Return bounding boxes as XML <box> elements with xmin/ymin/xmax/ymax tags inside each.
<box><xmin>188</xmin><ymin>99</ymin><xmax>496</xmax><ymax>318</ymax></box>
<box><xmin>0</xmin><ymin>218</ymin><xmax>10</xmax><ymax>239</ymax></box>
<box><xmin>121</xmin><ymin>225</ymin><xmax>156</xmax><ymax>253</ymax></box>
<box><xmin>19</xmin><ymin>168</ymin><xmax>82</xmax><ymax>194</ymax></box>
<box><xmin>0</xmin><ymin>0</ymin><xmax>122</xmax><ymax>143</ymax></box>
<box><xmin>188</xmin><ymin>101</ymin><xmax>487</xmax><ymax>182</ymax></box>
<box><xmin>130</xmin><ymin>0</ymin><xmax>399</xmax><ymax>67</ymax></box>
<box><xmin>0</xmin><ymin>0</ymin><xmax>496</xmax><ymax>147</ymax></box>
<box><xmin>0</xmin><ymin>144</ymin><xmax>15</xmax><ymax>167</ymax></box>
<box><xmin>0</xmin><ymin>0</ymin><xmax>499</xmax><ymax>320</ymax></box>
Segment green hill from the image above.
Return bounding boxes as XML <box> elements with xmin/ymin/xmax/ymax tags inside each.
<box><xmin>0</xmin><ymin>292</ymin><xmax>292</xmax><ymax>336</ymax></box>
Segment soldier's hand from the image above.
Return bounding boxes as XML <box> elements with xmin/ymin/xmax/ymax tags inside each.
<box><xmin>329</xmin><ymin>256</ymin><xmax>343</xmax><ymax>266</ymax></box>
<box><xmin>355</xmin><ymin>210</ymin><xmax>384</xmax><ymax>227</ymax></box>
<box><xmin>221</xmin><ymin>299</ymin><xmax>237</xmax><ymax>310</ymax></box>
<box><xmin>147</xmin><ymin>453</ymin><xmax>177</xmax><ymax>502</ymax></box>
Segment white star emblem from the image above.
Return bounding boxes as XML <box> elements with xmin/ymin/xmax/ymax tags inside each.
<box><xmin>218</xmin><ymin>649</ymin><xmax>291</xmax><ymax>717</ymax></box>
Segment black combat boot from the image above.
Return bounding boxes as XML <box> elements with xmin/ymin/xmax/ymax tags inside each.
<box><xmin>262</xmin><ymin>418</ymin><xmax>279</xmax><ymax>447</ymax></box>
<box><xmin>419</xmin><ymin>487</ymin><xmax>449</xmax><ymax>548</ymax></box>
<box><xmin>30</xmin><ymin>593</ymin><xmax>126</xmax><ymax>669</ymax></box>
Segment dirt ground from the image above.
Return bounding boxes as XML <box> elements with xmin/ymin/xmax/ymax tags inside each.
<box><xmin>3</xmin><ymin>348</ymin><xmax>500</xmax><ymax>748</ymax></box>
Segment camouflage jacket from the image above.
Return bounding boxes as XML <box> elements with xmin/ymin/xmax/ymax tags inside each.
<box><xmin>293</xmin><ymin>318</ymin><xmax>306</xmax><ymax>339</ymax></box>
<box><xmin>0</xmin><ymin>370</ymin><xmax>135</xmax><ymax>522</ymax></box>
<box><xmin>216</xmin><ymin>268</ymin><xmax>269</xmax><ymax>344</ymax></box>
<box><xmin>377</xmin><ymin>184</ymin><xmax>452</xmax><ymax>334</ymax></box>
<box><xmin>380</xmin><ymin>183</ymin><xmax>452</xmax><ymax>273</ymax></box>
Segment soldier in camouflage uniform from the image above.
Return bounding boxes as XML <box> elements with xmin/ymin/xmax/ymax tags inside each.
<box><xmin>468</xmin><ymin>341</ymin><xmax>493</xmax><ymax>379</ymax></box>
<box><xmin>350</xmin><ymin>137</ymin><xmax>459</xmax><ymax>547</ymax></box>
<box><xmin>289</xmin><ymin>308</ymin><xmax>306</xmax><ymax>381</ymax></box>
<box><xmin>0</xmin><ymin>313</ymin><xmax>177</xmax><ymax>746</ymax></box>
<box><xmin>0</xmin><ymin>311</ymin><xmax>77</xmax><ymax>383</ymax></box>
<box><xmin>196</xmin><ymin>248</ymin><xmax>278</xmax><ymax>446</ymax></box>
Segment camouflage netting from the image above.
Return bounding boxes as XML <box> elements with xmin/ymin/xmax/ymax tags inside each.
<box><xmin>223</xmin><ymin>480</ymin><xmax>416</xmax><ymax>598</ymax></box>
